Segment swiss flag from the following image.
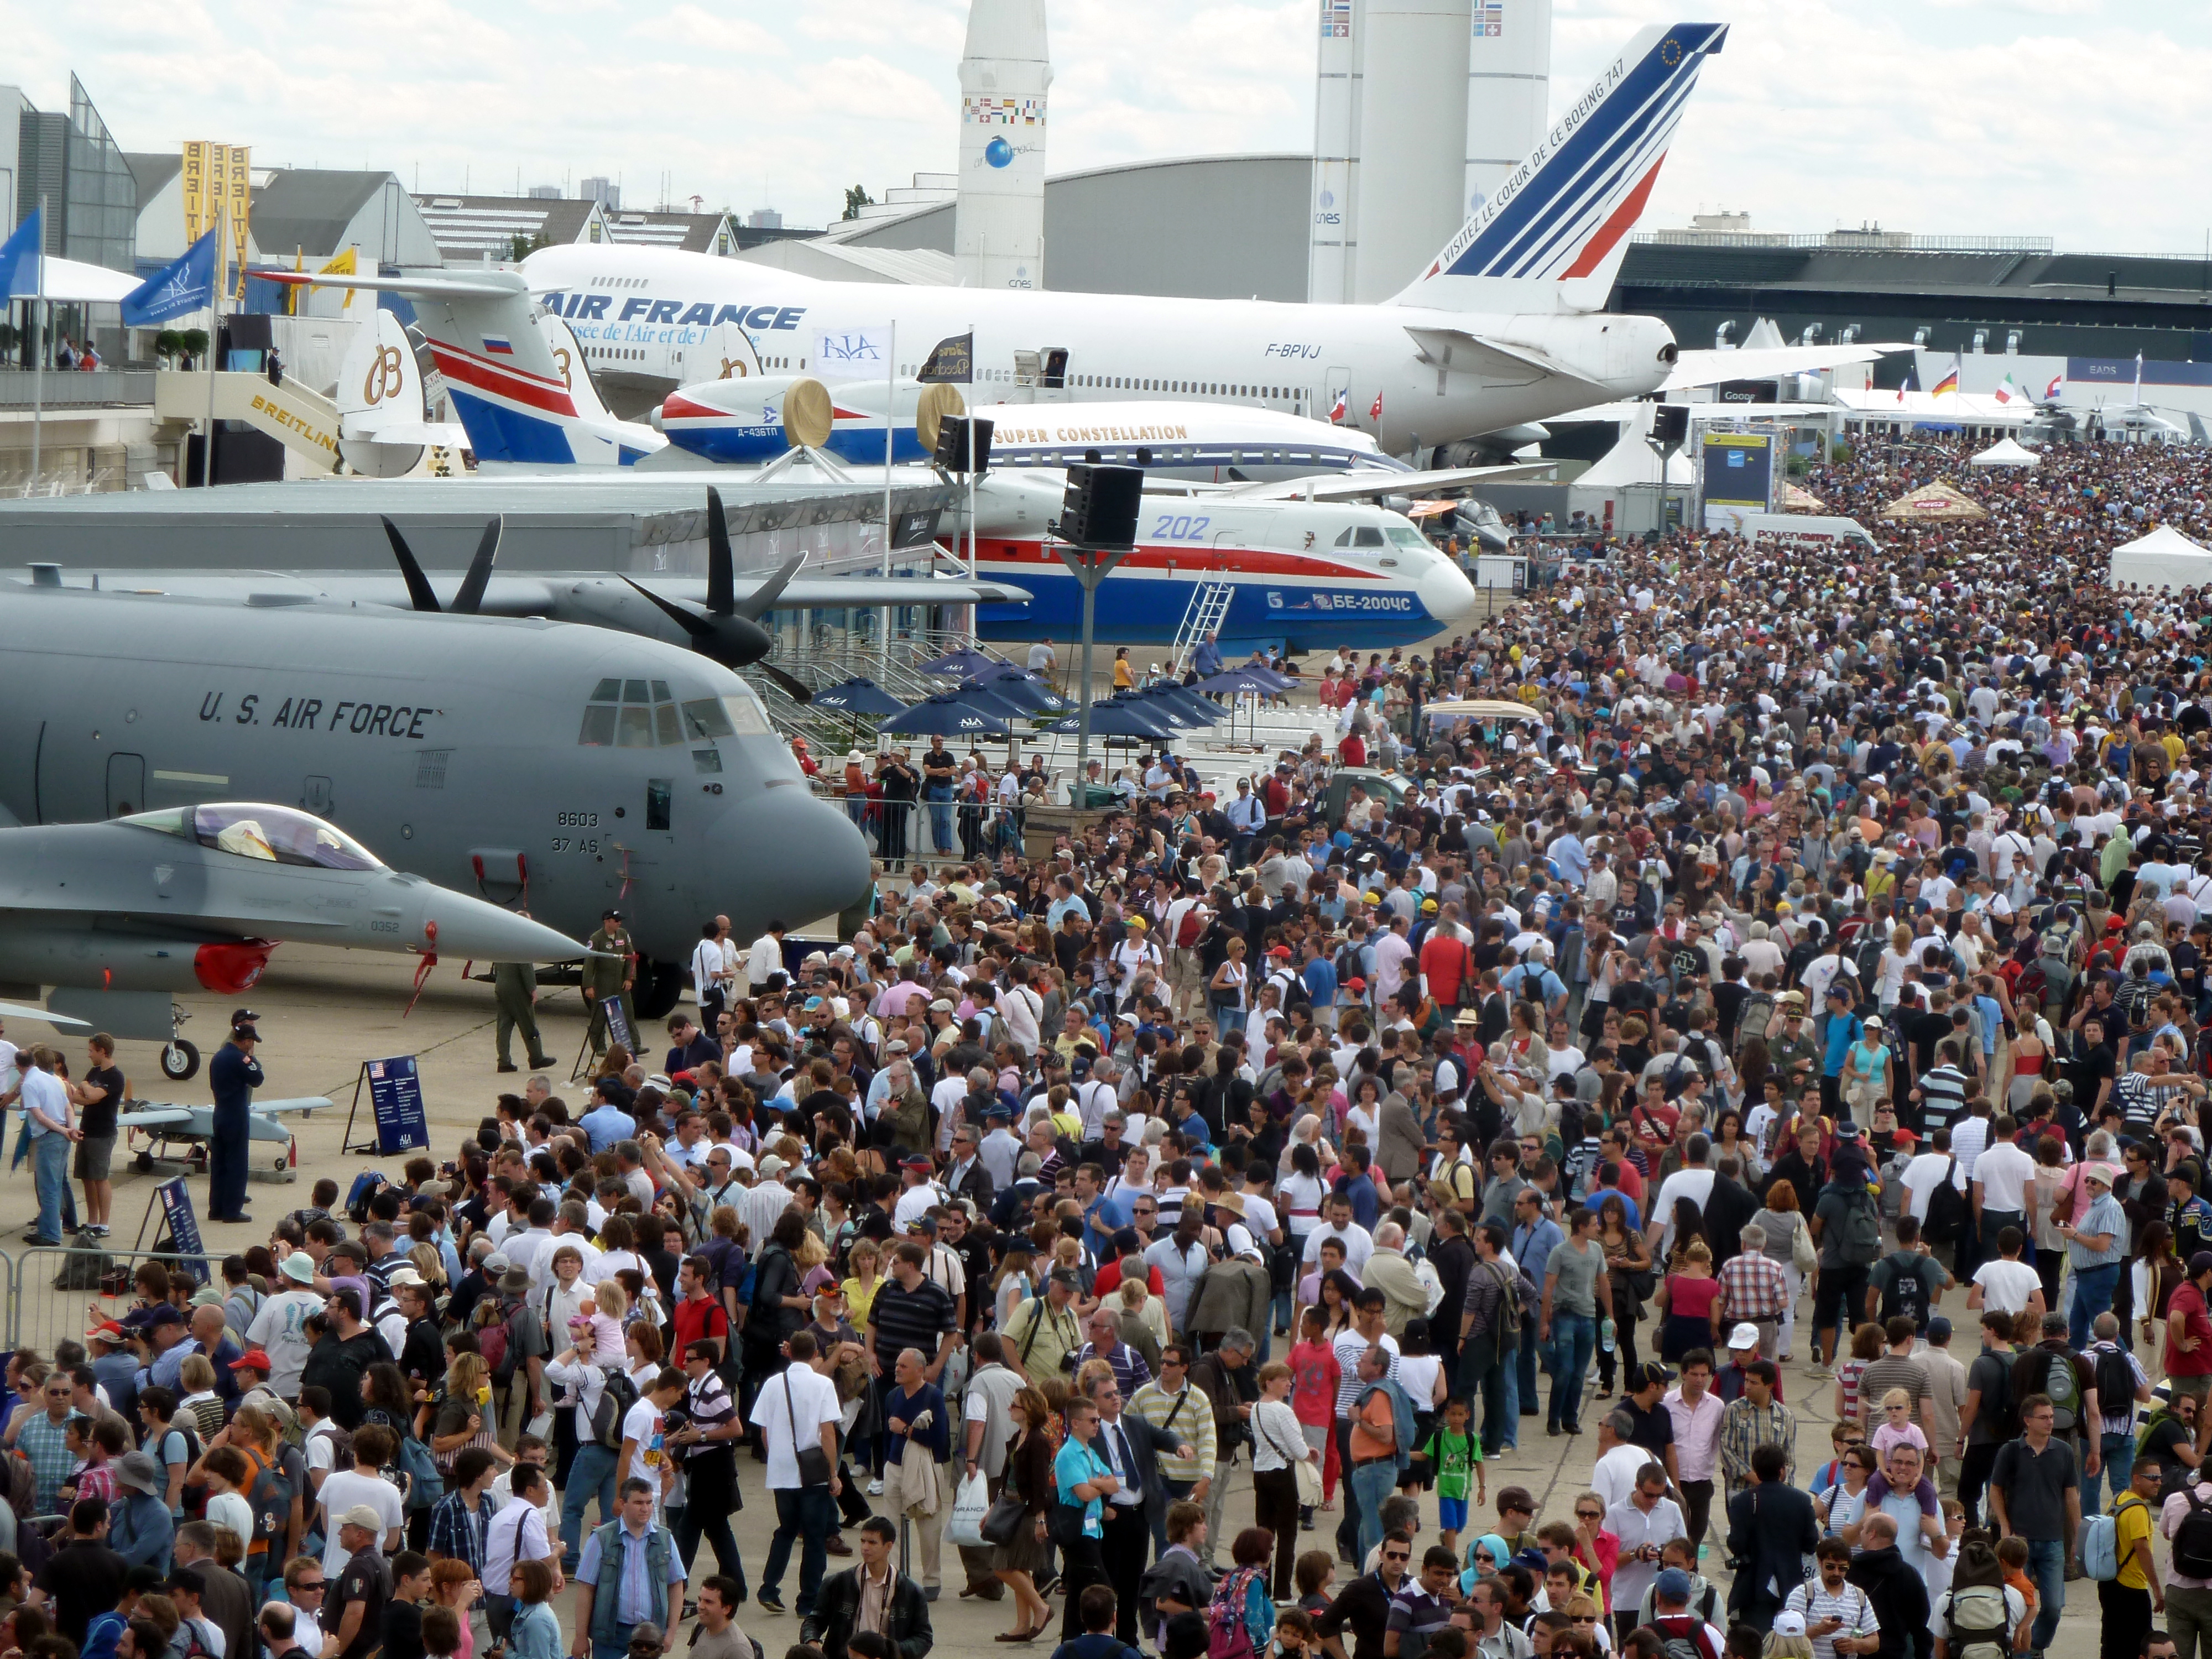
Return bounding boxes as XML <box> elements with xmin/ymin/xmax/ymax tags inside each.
<box><xmin>1370</xmin><ymin>390</ymin><xmax>1384</xmax><ymax>424</ymax></box>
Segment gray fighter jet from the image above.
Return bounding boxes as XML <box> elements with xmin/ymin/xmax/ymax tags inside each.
<box><xmin>0</xmin><ymin>582</ymin><xmax>874</xmax><ymax>1030</ymax></box>
<box><xmin>0</xmin><ymin>803</ymin><xmax>591</xmax><ymax>1076</ymax></box>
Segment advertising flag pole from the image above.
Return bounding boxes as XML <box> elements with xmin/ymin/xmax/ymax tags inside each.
<box><xmin>27</xmin><ymin>196</ymin><xmax>43</xmax><ymax>495</ymax></box>
<box><xmin>880</xmin><ymin>319</ymin><xmax>896</xmax><ymax>675</ymax></box>
<box><xmin>202</xmin><ymin>204</ymin><xmax>226</xmax><ymax>489</ymax></box>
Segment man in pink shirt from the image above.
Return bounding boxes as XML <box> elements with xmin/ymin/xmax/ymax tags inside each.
<box><xmin>1665</xmin><ymin>1350</ymin><xmax>1726</xmax><ymax>1556</ymax></box>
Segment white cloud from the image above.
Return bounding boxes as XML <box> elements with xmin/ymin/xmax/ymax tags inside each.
<box><xmin>0</xmin><ymin>0</ymin><xmax>2203</xmax><ymax>250</ymax></box>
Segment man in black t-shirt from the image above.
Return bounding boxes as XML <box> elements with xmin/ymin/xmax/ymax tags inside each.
<box><xmin>75</xmin><ymin>1034</ymin><xmax>125</xmax><ymax>1239</ymax></box>
<box><xmin>323</xmin><ymin>1510</ymin><xmax>395</xmax><ymax>1659</ymax></box>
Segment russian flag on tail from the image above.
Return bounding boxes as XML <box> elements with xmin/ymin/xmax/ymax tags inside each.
<box><xmin>482</xmin><ymin>335</ymin><xmax>515</xmax><ymax>356</ymax></box>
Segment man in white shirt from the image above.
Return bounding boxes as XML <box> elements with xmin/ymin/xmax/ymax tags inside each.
<box><xmin>17</xmin><ymin>1047</ymin><xmax>75</xmax><ymax>1245</ymax></box>
<box><xmin>690</xmin><ymin>923</ymin><xmax>733</xmax><ymax>1027</ymax></box>
<box><xmin>483</xmin><ymin>1462</ymin><xmax>560</xmax><ymax>1605</ymax></box>
<box><xmin>745</xmin><ymin>923</ymin><xmax>785</xmax><ymax>997</ymax></box>
<box><xmin>749</xmin><ymin>1330</ymin><xmax>844</xmax><ymax>1614</ymax></box>
<box><xmin>1646</xmin><ymin>1135</ymin><xmax>1718</xmax><ymax>1259</ymax></box>
<box><xmin>1898</xmin><ymin>1130</ymin><xmax>1962</xmax><ymax>1226</ymax></box>
<box><xmin>1299</xmin><ymin>1194</ymin><xmax>1375</xmax><ymax>1276</ymax></box>
<box><xmin>1970</xmin><ymin>1119</ymin><xmax>2037</xmax><ymax>1256</ymax></box>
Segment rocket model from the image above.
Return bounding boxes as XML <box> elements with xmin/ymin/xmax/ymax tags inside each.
<box><xmin>954</xmin><ymin>0</ymin><xmax>1052</xmax><ymax>291</ymax></box>
<box><xmin>1351</xmin><ymin>0</ymin><xmax>1472</xmax><ymax>302</ymax></box>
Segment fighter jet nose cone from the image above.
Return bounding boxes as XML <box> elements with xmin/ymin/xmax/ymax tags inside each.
<box><xmin>724</xmin><ymin>785</ymin><xmax>872</xmax><ymax>935</ymax></box>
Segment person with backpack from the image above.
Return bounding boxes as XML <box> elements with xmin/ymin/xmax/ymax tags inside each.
<box><xmin>1957</xmin><ymin>1310</ymin><xmax>2020</xmax><ymax>1530</ymax></box>
<box><xmin>2083</xmin><ymin>1310</ymin><xmax>2154</xmax><ymax>1518</ymax></box>
<box><xmin>1648</xmin><ymin>1566</ymin><xmax>1729</xmax><ymax>1659</ymax></box>
<box><xmin>544</xmin><ymin>1326</ymin><xmax>629</xmax><ymax>1575</ymax></box>
<box><xmin>1809</xmin><ymin>1151</ymin><xmax>1886</xmax><ymax>1374</ymax></box>
<box><xmin>1866</xmin><ymin>1218</ymin><xmax>1953</xmax><ymax>1337</ymax></box>
<box><xmin>1987</xmin><ymin>1389</ymin><xmax>2084</xmax><ymax>1655</ymax></box>
<box><xmin>1932</xmin><ymin>1535</ymin><xmax>2027</xmax><ymax>1659</ymax></box>
<box><xmin>2010</xmin><ymin>1310</ymin><xmax>2101</xmax><ymax>1485</ymax></box>
<box><xmin>1781</xmin><ymin>1538</ymin><xmax>1881</xmax><ymax>1659</ymax></box>
<box><xmin>2083</xmin><ymin>1456</ymin><xmax>2163</xmax><ymax>1659</ymax></box>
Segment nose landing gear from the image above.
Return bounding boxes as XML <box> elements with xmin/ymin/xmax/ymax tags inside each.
<box><xmin>158</xmin><ymin>1007</ymin><xmax>199</xmax><ymax>1082</ymax></box>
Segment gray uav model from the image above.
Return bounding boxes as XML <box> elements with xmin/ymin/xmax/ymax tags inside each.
<box><xmin>0</xmin><ymin>583</ymin><xmax>873</xmax><ymax>1029</ymax></box>
<box><xmin>0</xmin><ymin>801</ymin><xmax>591</xmax><ymax>1077</ymax></box>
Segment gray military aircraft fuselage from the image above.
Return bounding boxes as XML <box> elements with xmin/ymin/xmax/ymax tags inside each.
<box><xmin>0</xmin><ymin>585</ymin><xmax>872</xmax><ymax>1009</ymax></box>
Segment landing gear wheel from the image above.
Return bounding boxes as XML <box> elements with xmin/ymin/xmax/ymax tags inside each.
<box><xmin>160</xmin><ymin>1040</ymin><xmax>199</xmax><ymax>1082</ymax></box>
<box><xmin>635</xmin><ymin>959</ymin><xmax>683</xmax><ymax>1020</ymax></box>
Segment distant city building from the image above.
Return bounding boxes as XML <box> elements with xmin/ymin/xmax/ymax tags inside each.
<box><xmin>527</xmin><ymin>185</ymin><xmax>561</xmax><ymax>200</ymax></box>
<box><xmin>747</xmin><ymin>208</ymin><xmax>782</xmax><ymax>229</ymax></box>
<box><xmin>580</xmin><ymin>175</ymin><xmax>619</xmax><ymax>211</ymax></box>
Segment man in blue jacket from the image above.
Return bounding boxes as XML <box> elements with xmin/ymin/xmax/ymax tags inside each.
<box><xmin>206</xmin><ymin>1013</ymin><xmax>263</xmax><ymax>1223</ymax></box>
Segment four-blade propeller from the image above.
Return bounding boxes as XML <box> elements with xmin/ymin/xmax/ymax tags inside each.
<box><xmin>619</xmin><ymin>489</ymin><xmax>812</xmax><ymax>702</ymax></box>
<box><xmin>382</xmin><ymin>514</ymin><xmax>501</xmax><ymax>615</ymax></box>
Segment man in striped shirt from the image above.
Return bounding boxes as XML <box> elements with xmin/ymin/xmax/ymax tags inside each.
<box><xmin>1129</xmin><ymin>1345</ymin><xmax>1218</xmax><ymax>1554</ymax></box>
<box><xmin>864</xmin><ymin>1243</ymin><xmax>958</xmax><ymax>1391</ymax></box>
<box><xmin>1781</xmin><ymin>1540</ymin><xmax>1880</xmax><ymax>1659</ymax></box>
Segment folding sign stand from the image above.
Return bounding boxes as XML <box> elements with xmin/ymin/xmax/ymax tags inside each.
<box><xmin>133</xmin><ymin>1176</ymin><xmax>211</xmax><ymax>1283</ymax></box>
<box><xmin>341</xmin><ymin>1055</ymin><xmax>429</xmax><ymax>1156</ymax></box>
<box><xmin>568</xmin><ymin>993</ymin><xmax>635</xmax><ymax>1084</ymax></box>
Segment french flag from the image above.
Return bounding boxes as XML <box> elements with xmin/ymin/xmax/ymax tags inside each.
<box><xmin>2044</xmin><ymin>372</ymin><xmax>2064</xmax><ymax>400</ymax></box>
<box><xmin>482</xmin><ymin>335</ymin><xmax>515</xmax><ymax>356</ymax></box>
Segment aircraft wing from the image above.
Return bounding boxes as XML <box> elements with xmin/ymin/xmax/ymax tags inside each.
<box><xmin>1219</xmin><ymin>461</ymin><xmax>1558</xmax><ymax>502</ymax></box>
<box><xmin>116</xmin><ymin>1107</ymin><xmax>199</xmax><ymax>1130</ymax></box>
<box><xmin>252</xmin><ymin>1097</ymin><xmax>335</xmax><ymax>1116</ymax></box>
<box><xmin>344</xmin><ymin>420</ymin><xmax>475</xmax><ymax>447</ymax></box>
<box><xmin>1664</xmin><ymin>343</ymin><xmax>1905</xmax><ymax>392</ymax></box>
<box><xmin>0</xmin><ymin>999</ymin><xmax>88</xmax><ymax>1029</ymax></box>
<box><xmin>30</xmin><ymin>569</ymin><xmax>1030</xmax><ymax>613</ymax></box>
<box><xmin>254</xmin><ymin>268</ymin><xmax>526</xmax><ymax>301</ymax></box>
<box><xmin>666</xmin><ymin>576</ymin><xmax>1032</xmax><ymax>607</ymax></box>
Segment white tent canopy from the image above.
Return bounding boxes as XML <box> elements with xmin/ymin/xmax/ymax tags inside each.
<box><xmin>19</xmin><ymin>255</ymin><xmax>142</xmax><ymax>305</ymax></box>
<box><xmin>2110</xmin><ymin>524</ymin><xmax>2212</xmax><ymax>591</ymax></box>
<box><xmin>1970</xmin><ymin>437</ymin><xmax>2041</xmax><ymax>467</ymax></box>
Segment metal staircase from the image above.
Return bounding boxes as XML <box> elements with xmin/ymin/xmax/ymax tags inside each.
<box><xmin>1168</xmin><ymin>580</ymin><xmax>1237</xmax><ymax>680</ymax></box>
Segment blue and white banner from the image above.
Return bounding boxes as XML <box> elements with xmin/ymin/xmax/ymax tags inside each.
<box><xmin>122</xmin><ymin>226</ymin><xmax>220</xmax><ymax>326</ymax></box>
<box><xmin>0</xmin><ymin>210</ymin><xmax>41</xmax><ymax>299</ymax></box>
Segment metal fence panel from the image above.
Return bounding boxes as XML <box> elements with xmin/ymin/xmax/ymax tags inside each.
<box><xmin>8</xmin><ymin>1244</ymin><xmax>223</xmax><ymax>1357</ymax></box>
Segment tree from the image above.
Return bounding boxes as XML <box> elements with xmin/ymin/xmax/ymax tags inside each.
<box><xmin>508</xmin><ymin>229</ymin><xmax>553</xmax><ymax>263</ymax></box>
<box><xmin>842</xmin><ymin>185</ymin><xmax>874</xmax><ymax>222</ymax></box>
<box><xmin>153</xmin><ymin>328</ymin><xmax>181</xmax><ymax>363</ymax></box>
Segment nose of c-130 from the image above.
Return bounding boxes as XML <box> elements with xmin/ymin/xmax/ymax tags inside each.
<box><xmin>714</xmin><ymin>782</ymin><xmax>874</xmax><ymax>937</ymax></box>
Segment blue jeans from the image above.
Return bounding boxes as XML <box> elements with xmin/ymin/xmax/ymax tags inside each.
<box><xmin>1516</xmin><ymin>1334</ymin><xmax>1541</xmax><ymax>1418</ymax></box>
<box><xmin>1350</xmin><ymin>1458</ymin><xmax>1398</xmax><ymax>1562</ymax></box>
<box><xmin>925</xmin><ymin>783</ymin><xmax>954</xmax><ymax>851</ymax></box>
<box><xmin>2089</xmin><ymin>1430</ymin><xmax>2136</xmax><ymax>1517</ymax></box>
<box><xmin>2027</xmin><ymin>1536</ymin><xmax>2066</xmax><ymax>1650</ymax></box>
<box><xmin>31</xmin><ymin>1130</ymin><xmax>66</xmax><ymax>1241</ymax></box>
<box><xmin>2070</xmin><ymin>1262</ymin><xmax>2122</xmax><ymax>1352</ymax></box>
<box><xmin>1547</xmin><ymin>1314</ymin><xmax>1597</xmax><ymax>1432</ymax></box>
<box><xmin>559</xmin><ymin>1441</ymin><xmax>621</xmax><ymax>1568</ymax></box>
<box><xmin>760</xmin><ymin>1484</ymin><xmax>832</xmax><ymax>1614</ymax></box>
<box><xmin>1495</xmin><ymin>1345</ymin><xmax>1520</xmax><ymax>1449</ymax></box>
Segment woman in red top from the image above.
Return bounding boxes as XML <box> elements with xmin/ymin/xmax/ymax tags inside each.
<box><xmin>1653</xmin><ymin>1236</ymin><xmax>1723</xmax><ymax>1363</ymax></box>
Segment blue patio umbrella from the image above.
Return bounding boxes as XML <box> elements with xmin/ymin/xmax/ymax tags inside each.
<box><xmin>1234</xmin><ymin>659</ymin><xmax>1295</xmax><ymax>691</ymax></box>
<box><xmin>1191</xmin><ymin>667</ymin><xmax>1281</xmax><ymax>697</ymax></box>
<box><xmin>951</xmin><ymin>679</ymin><xmax>1037</xmax><ymax>721</ymax></box>
<box><xmin>879</xmin><ymin>693</ymin><xmax>1010</xmax><ymax>739</ymax></box>
<box><xmin>1137</xmin><ymin>682</ymin><xmax>1223</xmax><ymax>724</ymax></box>
<box><xmin>1107</xmin><ymin>691</ymin><xmax>1203</xmax><ymax>733</ymax></box>
<box><xmin>919</xmin><ymin>646</ymin><xmax>1002</xmax><ymax>678</ymax></box>
<box><xmin>808</xmin><ymin>677</ymin><xmax>907</xmax><ymax>716</ymax></box>
<box><xmin>1045</xmin><ymin>699</ymin><xmax>1178</xmax><ymax>741</ymax></box>
<box><xmin>975</xmin><ymin>662</ymin><xmax>1071</xmax><ymax>714</ymax></box>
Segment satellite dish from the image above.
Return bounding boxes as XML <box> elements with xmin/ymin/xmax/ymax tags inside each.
<box><xmin>915</xmin><ymin>382</ymin><xmax>966</xmax><ymax>453</ymax></box>
<box><xmin>782</xmin><ymin>377</ymin><xmax>834</xmax><ymax>450</ymax></box>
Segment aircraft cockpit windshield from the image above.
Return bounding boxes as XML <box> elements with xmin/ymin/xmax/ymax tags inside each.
<box><xmin>576</xmin><ymin>677</ymin><xmax>774</xmax><ymax>748</ymax></box>
<box><xmin>122</xmin><ymin>803</ymin><xmax>384</xmax><ymax>870</ymax></box>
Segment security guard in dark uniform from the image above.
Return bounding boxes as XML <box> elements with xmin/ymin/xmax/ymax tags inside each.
<box><xmin>582</xmin><ymin>908</ymin><xmax>635</xmax><ymax>1056</ymax></box>
<box><xmin>493</xmin><ymin>921</ymin><xmax>556</xmax><ymax>1072</ymax></box>
<box><xmin>207</xmin><ymin>1009</ymin><xmax>263</xmax><ymax>1222</ymax></box>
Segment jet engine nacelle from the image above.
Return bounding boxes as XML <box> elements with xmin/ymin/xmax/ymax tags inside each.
<box><xmin>0</xmin><ymin>924</ymin><xmax>274</xmax><ymax>995</ymax></box>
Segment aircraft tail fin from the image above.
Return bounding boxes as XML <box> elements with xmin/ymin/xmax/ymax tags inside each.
<box><xmin>1390</xmin><ymin>22</ymin><xmax>1728</xmax><ymax>315</ymax></box>
<box><xmin>252</xmin><ymin>267</ymin><xmax>662</xmax><ymax>467</ymax></box>
<box><xmin>336</xmin><ymin>310</ymin><xmax>426</xmax><ymax>432</ymax></box>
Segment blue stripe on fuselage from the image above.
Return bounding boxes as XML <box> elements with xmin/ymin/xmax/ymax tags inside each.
<box><xmin>446</xmin><ymin>389</ymin><xmax>577</xmax><ymax>465</ymax></box>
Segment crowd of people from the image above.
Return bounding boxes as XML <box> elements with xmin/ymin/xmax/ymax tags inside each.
<box><xmin>8</xmin><ymin>432</ymin><xmax>2212</xmax><ymax>1659</ymax></box>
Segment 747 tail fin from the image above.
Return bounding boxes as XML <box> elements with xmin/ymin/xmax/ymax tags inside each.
<box><xmin>1392</xmin><ymin>22</ymin><xmax>1728</xmax><ymax>315</ymax></box>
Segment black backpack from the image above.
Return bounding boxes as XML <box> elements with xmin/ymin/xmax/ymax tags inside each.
<box><xmin>589</xmin><ymin>1368</ymin><xmax>643</xmax><ymax>1452</ymax></box>
<box><xmin>2091</xmin><ymin>1343</ymin><xmax>2136</xmax><ymax>1428</ymax></box>
<box><xmin>2175</xmin><ymin>1489</ymin><xmax>2212</xmax><ymax>1579</ymax></box>
<box><xmin>1922</xmin><ymin>1158</ymin><xmax>1968</xmax><ymax>1247</ymax></box>
<box><xmin>1877</xmin><ymin>1250</ymin><xmax>1931</xmax><ymax>1328</ymax></box>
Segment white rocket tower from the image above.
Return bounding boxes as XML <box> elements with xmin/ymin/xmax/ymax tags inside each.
<box><xmin>1307</xmin><ymin>0</ymin><xmax>1362</xmax><ymax>305</ymax></box>
<box><xmin>955</xmin><ymin>0</ymin><xmax>1052</xmax><ymax>291</ymax></box>
<box><xmin>1464</xmin><ymin>0</ymin><xmax>1551</xmax><ymax>213</ymax></box>
<box><xmin>1350</xmin><ymin>0</ymin><xmax>1472</xmax><ymax>302</ymax></box>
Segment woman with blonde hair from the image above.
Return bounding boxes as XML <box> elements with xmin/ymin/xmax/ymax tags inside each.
<box><xmin>407</xmin><ymin>1241</ymin><xmax>448</xmax><ymax>1292</ymax></box>
<box><xmin>1653</xmin><ymin>1238</ymin><xmax>1719</xmax><ymax>1365</ymax></box>
<box><xmin>844</xmin><ymin>1239</ymin><xmax>886</xmax><ymax>1331</ymax></box>
<box><xmin>427</xmin><ymin>1350</ymin><xmax>510</xmax><ymax>1472</ymax></box>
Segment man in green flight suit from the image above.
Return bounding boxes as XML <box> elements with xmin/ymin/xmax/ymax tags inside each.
<box><xmin>584</xmin><ymin>907</ymin><xmax>636</xmax><ymax>1057</ymax></box>
<box><xmin>493</xmin><ymin>920</ymin><xmax>556</xmax><ymax>1072</ymax></box>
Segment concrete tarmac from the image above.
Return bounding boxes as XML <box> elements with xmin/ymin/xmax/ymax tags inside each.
<box><xmin>2</xmin><ymin>947</ymin><xmax>2109</xmax><ymax>1659</ymax></box>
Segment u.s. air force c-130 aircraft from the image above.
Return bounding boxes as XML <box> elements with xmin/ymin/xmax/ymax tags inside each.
<box><xmin>0</xmin><ymin>579</ymin><xmax>873</xmax><ymax>1016</ymax></box>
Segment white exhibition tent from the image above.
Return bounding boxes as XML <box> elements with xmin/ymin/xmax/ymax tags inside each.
<box><xmin>1970</xmin><ymin>437</ymin><xmax>2041</xmax><ymax>467</ymax></box>
<box><xmin>20</xmin><ymin>254</ymin><xmax>141</xmax><ymax>305</ymax></box>
<box><xmin>2109</xmin><ymin>524</ymin><xmax>2212</xmax><ymax>591</ymax></box>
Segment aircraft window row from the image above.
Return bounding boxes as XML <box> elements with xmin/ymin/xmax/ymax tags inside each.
<box><xmin>123</xmin><ymin>804</ymin><xmax>383</xmax><ymax>870</ymax></box>
<box><xmin>1334</xmin><ymin>526</ymin><xmax>1391</xmax><ymax>548</ymax></box>
<box><xmin>1385</xmin><ymin>525</ymin><xmax>1429</xmax><ymax>549</ymax></box>
<box><xmin>1069</xmin><ymin>374</ymin><xmax>1297</xmax><ymax>400</ymax></box>
<box><xmin>588</xmin><ymin>347</ymin><xmax>646</xmax><ymax>362</ymax></box>
<box><xmin>588</xmin><ymin>277</ymin><xmax>649</xmax><ymax>288</ymax></box>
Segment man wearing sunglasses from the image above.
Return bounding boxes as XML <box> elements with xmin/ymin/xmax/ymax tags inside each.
<box><xmin>1313</xmin><ymin>1527</ymin><xmax>1414</xmax><ymax>1659</ymax></box>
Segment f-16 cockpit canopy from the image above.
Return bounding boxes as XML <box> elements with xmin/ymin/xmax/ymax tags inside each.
<box><xmin>121</xmin><ymin>803</ymin><xmax>385</xmax><ymax>871</ymax></box>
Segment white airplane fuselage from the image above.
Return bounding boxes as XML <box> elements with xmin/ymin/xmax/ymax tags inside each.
<box><xmin>522</xmin><ymin>244</ymin><xmax>1677</xmax><ymax>455</ymax></box>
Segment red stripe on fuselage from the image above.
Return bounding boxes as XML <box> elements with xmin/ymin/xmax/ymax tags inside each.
<box><xmin>979</xmin><ymin>539</ymin><xmax>1385</xmax><ymax>582</ymax></box>
<box><xmin>426</xmin><ymin>342</ymin><xmax>577</xmax><ymax>416</ymax></box>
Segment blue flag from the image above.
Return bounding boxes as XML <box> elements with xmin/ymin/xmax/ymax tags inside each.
<box><xmin>0</xmin><ymin>210</ymin><xmax>41</xmax><ymax>299</ymax></box>
<box><xmin>122</xmin><ymin>227</ymin><xmax>219</xmax><ymax>326</ymax></box>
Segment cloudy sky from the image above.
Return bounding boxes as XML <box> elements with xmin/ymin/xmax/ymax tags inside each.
<box><xmin>8</xmin><ymin>0</ymin><xmax>2207</xmax><ymax>254</ymax></box>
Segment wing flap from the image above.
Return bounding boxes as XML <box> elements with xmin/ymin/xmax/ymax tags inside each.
<box><xmin>1221</xmin><ymin>462</ymin><xmax>1558</xmax><ymax>502</ymax></box>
